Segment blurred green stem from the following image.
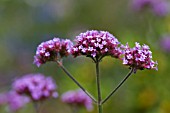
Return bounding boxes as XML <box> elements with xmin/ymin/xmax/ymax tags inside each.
<box><xmin>56</xmin><ymin>60</ymin><xmax>97</xmax><ymax>103</ymax></box>
<box><xmin>102</xmin><ymin>67</ymin><xmax>134</xmax><ymax>104</ymax></box>
<box><xmin>95</xmin><ymin>58</ymin><xmax>102</xmax><ymax>113</ymax></box>
<box><xmin>33</xmin><ymin>102</ymin><xmax>41</xmax><ymax>113</ymax></box>
<box><xmin>72</xmin><ymin>105</ymin><xmax>79</xmax><ymax>113</ymax></box>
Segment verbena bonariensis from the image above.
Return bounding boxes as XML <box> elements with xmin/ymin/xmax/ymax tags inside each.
<box><xmin>0</xmin><ymin>91</ymin><xmax>30</xmax><ymax>112</ymax></box>
<box><xmin>72</xmin><ymin>30</ymin><xmax>122</xmax><ymax>59</ymax></box>
<box><xmin>12</xmin><ymin>73</ymin><xmax>58</xmax><ymax>101</ymax></box>
<box><xmin>34</xmin><ymin>30</ymin><xmax>158</xmax><ymax>113</ymax></box>
<box><xmin>61</xmin><ymin>89</ymin><xmax>93</xmax><ymax>112</ymax></box>
<box><xmin>122</xmin><ymin>42</ymin><xmax>158</xmax><ymax>72</ymax></box>
<box><xmin>34</xmin><ymin>38</ymin><xmax>73</xmax><ymax>67</ymax></box>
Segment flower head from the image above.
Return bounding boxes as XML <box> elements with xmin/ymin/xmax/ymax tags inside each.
<box><xmin>7</xmin><ymin>91</ymin><xmax>30</xmax><ymax>111</ymax></box>
<box><xmin>34</xmin><ymin>38</ymin><xmax>73</xmax><ymax>67</ymax></box>
<box><xmin>12</xmin><ymin>73</ymin><xmax>58</xmax><ymax>101</ymax></box>
<box><xmin>72</xmin><ymin>30</ymin><xmax>122</xmax><ymax>59</ymax></box>
<box><xmin>61</xmin><ymin>89</ymin><xmax>93</xmax><ymax>111</ymax></box>
<box><xmin>152</xmin><ymin>0</ymin><xmax>169</xmax><ymax>16</ymax></box>
<box><xmin>0</xmin><ymin>91</ymin><xmax>30</xmax><ymax>112</ymax></box>
<box><xmin>122</xmin><ymin>42</ymin><xmax>158</xmax><ymax>71</ymax></box>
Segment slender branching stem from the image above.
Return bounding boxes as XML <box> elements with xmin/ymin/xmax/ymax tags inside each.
<box><xmin>56</xmin><ymin>60</ymin><xmax>97</xmax><ymax>103</ymax></box>
<box><xmin>95</xmin><ymin>58</ymin><xmax>103</xmax><ymax>113</ymax></box>
<box><xmin>98</xmin><ymin>55</ymin><xmax>105</xmax><ymax>62</ymax></box>
<box><xmin>90</xmin><ymin>56</ymin><xmax>96</xmax><ymax>63</ymax></box>
<box><xmin>102</xmin><ymin>67</ymin><xmax>134</xmax><ymax>104</ymax></box>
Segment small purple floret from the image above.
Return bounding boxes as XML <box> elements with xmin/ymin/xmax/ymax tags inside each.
<box><xmin>61</xmin><ymin>89</ymin><xmax>93</xmax><ymax>111</ymax></box>
<box><xmin>12</xmin><ymin>73</ymin><xmax>58</xmax><ymax>101</ymax></box>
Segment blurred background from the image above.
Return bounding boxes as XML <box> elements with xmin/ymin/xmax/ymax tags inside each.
<box><xmin>0</xmin><ymin>0</ymin><xmax>170</xmax><ymax>113</ymax></box>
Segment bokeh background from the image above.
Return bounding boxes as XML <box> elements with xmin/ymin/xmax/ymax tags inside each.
<box><xmin>0</xmin><ymin>0</ymin><xmax>170</xmax><ymax>113</ymax></box>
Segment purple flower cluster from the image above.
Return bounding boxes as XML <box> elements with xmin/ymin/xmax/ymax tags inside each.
<box><xmin>12</xmin><ymin>73</ymin><xmax>58</xmax><ymax>101</ymax></box>
<box><xmin>6</xmin><ymin>91</ymin><xmax>30</xmax><ymax>111</ymax></box>
<box><xmin>61</xmin><ymin>89</ymin><xmax>93</xmax><ymax>111</ymax></box>
<box><xmin>0</xmin><ymin>91</ymin><xmax>30</xmax><ymax>112</ymax></box>
<box><xmin>122</xmin><ymin>42</ymin><xmax>158</xmax><ymax>71</ymax></box>
<box><xmin>34</xmin><ymin>38</ymin><xmax>73</xmax><ymax>67</ymax></box>
<box><xmin>34</xmin><ymin>30</ymin><xmax>158</xmax><ymax>71</ymax></box>
<box><xmin>132</xmin><ymin>0</ymin><xmax>169</xmax><ymax>16</ymax></box>
<box><xmin>72</xmin><ymin>30</ymin><xmax>122</xmax><ymax>59</ymax></box>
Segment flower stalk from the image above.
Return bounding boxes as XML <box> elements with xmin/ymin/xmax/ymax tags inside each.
<box><xmin>95</xmin><ymin>58</ymin><xmax>102</xmax><ymax>113</ymax></box>
<box><xmin>33</xmin><ymin>102</ymin><xmax>40</xmax><ymax>113</ymax></box>
<box><xmin>33</xmin><ymin>30</ymin><xmax>158</xmax><ymax>113</ymax></box>
<box><xmin>102</xmin><ymin>67</ymin><xmax>134</xmax><ymax>104</ymax></box>
<box><xmin>56</xmin><ymin>60</ymin><xmax>97</xmax><ymax>103</ymax></box>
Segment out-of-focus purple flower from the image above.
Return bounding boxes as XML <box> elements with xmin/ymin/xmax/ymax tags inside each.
<box><xmin>0</xmin><ymin>93</ymin><xmax>7</xmax><ymax>105</ymax></box>
<box><xmin>72</xmin><ymin>30</ymin><xmax>122</xmax><ymax>59</ymax></box>
<box><xmin>12</xmin><ymin>73</ymin><xmax>58</xmax><ymax>101</ymax></box>
<box><xmin>160</xmin><ymin>35</ymin><xmax>170</xmax><ymax>52</ymax></box>
<box><xmin>132</xmin><ymin>0</ymin><xmax>169</xmax><ymax>16</ymax></box>
<box><xmin>61</xmin><ymin>89</ymin><xmax>93</xmax><ymax>111</ymax></box>
<box><xmin>132</xmin><ymin>0</ymin><xmax>153</xmax><ymax>10</ymax></box>
<box><xmin>122</xmin><ymin>42</ymin><xmax>158</xmax><ymax>71</ymax></box>
<box><xmin>34</xmin><ymin>38</ymin><xmax>73</xmax><ymax>67</ymax></box>
<box><xmin>6</xmin><ymin>91</ymin><xmax>30</xmax><ymax>112</ymax></box>
<box><xmin>0</xmin><ymin>91</ymin><xmax>30</xmax><ymax>112</ymax></box>
<box><xmin>152</xmin><ymin>0</ymin><xmax>169</xmax><ymax>16</ymax></box>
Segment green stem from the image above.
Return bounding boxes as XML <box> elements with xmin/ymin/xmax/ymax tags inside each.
<box><xmin>95</xmin><ymin>58</ymin><xmax>102</xmax><ymax>113</ymax></box>
<box><xmin>72</xmin><ymin>105</ymin><xmax>79</xmax><ymax>113</ymax></box>
<box><xmin>33</xmin><ymin>102</ymin><xmax>40</xmax><ymax>113</ymax></box>
<box><xmin>56</xmin><ymin>61</ymin><xmax>97</xmax><ymax>103</ymax></box>
<box><xmin>102</xmin><ymin>67</ymin><xmax>134</xmax><ymax>104</ymax></box>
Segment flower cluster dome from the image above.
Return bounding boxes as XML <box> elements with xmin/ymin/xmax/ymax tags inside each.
<box><xmin>12</xmin><ymin>73</ymin><xmax>58</xmax><ymax>101</ymax></box>
<box><xmin>34</xmin><ymin>38</ymin><xmax>73</xmax><ymax>67</ymax></box>
<box><xmin>122</xmin><ymin>42</ymin><xmax>158</xmax><ymax>71</ymax></box>
<box><xmin>72</xmin><ymin>30</ymin><xmax>122</xmax><ymax>59</ymax></box>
